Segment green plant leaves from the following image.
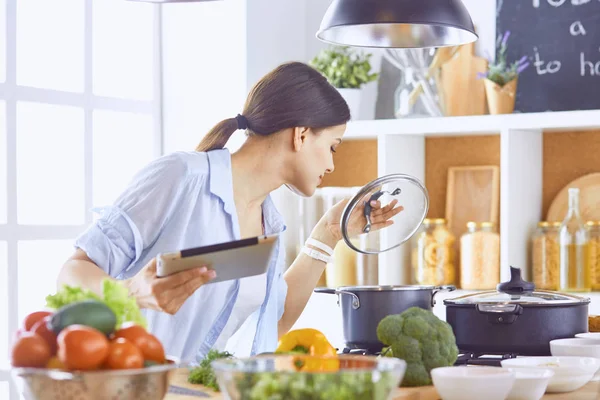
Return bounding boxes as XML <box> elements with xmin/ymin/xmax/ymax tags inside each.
<box><xmin>309</xmin><ymin>46</ymin><xmax>379</xmax><ymax>89</ymax></box>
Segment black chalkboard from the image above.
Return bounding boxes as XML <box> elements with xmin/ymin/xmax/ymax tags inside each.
<box><xmin>496</xmin><ymin>0</ymin><xmax>600</xmax><ymax>113</ymax></box>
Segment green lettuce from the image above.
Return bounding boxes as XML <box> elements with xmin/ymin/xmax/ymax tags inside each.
<box><xmin>45</xmin><ymin>279</ymin><xmax>147</xmax><ymax>329</ymax></box>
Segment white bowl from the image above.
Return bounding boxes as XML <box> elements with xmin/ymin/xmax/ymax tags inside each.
<box><xmin>575</xmin><ymin>332</ymin><xmax>600</xmax><ymax>340</ymax></box>
<box><xmin>550</xmin><ymin>338</ymin><xmax>600</xmax><ymax>358</ymax></box>
<box><xmin>503</xmin><ymin>368</ymin><xmax>555</xmax><ymax>400</ymax></box>
<box><xmin>431</xmin><ymin>366</ymin><xmax>515</xmax><ymax>400</ymax></box>
<box><xmin>501</xmin><ymin>356</ymin><xmax>600</xmax><ymax>393</ymax></box>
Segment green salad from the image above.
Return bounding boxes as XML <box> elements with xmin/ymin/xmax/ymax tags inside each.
<box><xmin>232</xmin><ymin>370</ymin><xmax>396</xmax><ymax>400</ymax></box>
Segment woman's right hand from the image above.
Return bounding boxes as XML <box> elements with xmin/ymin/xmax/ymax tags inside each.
<box><xmin>124</xmin><ymin>257</ymin><xmax>216</xmax><ymax>315</ymax></box>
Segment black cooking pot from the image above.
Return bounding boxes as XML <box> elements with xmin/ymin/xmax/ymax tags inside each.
<box><xmin>315</xmin><ymin>285</ymin><xmax>455</xmax><ymax>352</ymax></box>
<box><xmin>444</xmin><ymin>266</ymin><xmax>591</xmax><ymax>356</ymax></box>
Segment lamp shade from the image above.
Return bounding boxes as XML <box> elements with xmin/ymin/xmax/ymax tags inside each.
<box><xmin>317</xmin><ymin>0</ymin><xmax>478</xmax><ymax>48</ymax></box>
<box><xmin>126</xmin><ymin>0</ymin><xmax>221</xmax><ymax>3</ymax></box>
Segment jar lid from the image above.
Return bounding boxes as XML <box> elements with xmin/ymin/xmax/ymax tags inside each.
<box><xmin>340</xmin><ymin>173</ymin><xmax>429</xmax><ymax>255</ymax></box>
<box><xmin>444</xmin><ymin>266</ymin><xmax>590</xmax><ymax>306</ymax></box>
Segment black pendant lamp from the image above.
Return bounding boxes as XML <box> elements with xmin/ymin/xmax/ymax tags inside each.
<box><xmin>317</xmin><ymin>0</ymin><xmax>478</xmax><ymax>48</ymax></box>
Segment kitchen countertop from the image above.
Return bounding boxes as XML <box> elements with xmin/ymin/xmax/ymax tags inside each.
<box><xmin>165</xmin><ymin>368</ymin><xmax>600</xmax><ymax>400</ymax></box>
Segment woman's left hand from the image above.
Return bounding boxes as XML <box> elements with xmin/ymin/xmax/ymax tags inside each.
<box><xmin>310</xmin><ymin>197</ymin><xmax>404</xmax><ymax>248</ymax></box>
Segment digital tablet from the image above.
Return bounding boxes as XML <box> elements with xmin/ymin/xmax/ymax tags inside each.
<box><xmin>155</xmin><ymin>234</ymin><xmax>279</xmax><ymax>283</ymax></box>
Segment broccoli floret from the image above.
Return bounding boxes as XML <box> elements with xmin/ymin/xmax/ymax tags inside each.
<box><xmin>377</xmin><ymin>307</ymin><xmax>458</xmax><ymax>387</ymax></box>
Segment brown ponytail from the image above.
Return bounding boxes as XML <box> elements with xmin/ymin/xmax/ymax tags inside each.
<box><xmin>195</xmin><ymin>61</ymin><xmax>350</xmax><ymax>153</ymax></box>
<box><xmin>195</xmin><ymin>118</ymin><xmax>239</xmax><ymax>152</ymax></box>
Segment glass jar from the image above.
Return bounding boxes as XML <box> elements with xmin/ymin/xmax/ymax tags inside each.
<box><xmin>414</xmin><ymin>218</ymin><xmax>456</xmax><ymax>286</ymax></box>
<box><xmin>532</xmin><ymin>221</ymin><xmax>561</xmax><ymax>290</ymax></box>
<box><xmin>460</xmin><ymin>221</ymin><xmax>500</xmax><ymax>290</ymax></box>
<box><xmin>587</xmin><ymin>221</ymin><xmax>600</xmax><ymax>291</ymax></box>
<box><xmin>559</xmin><ymin>188</ymin><xmax>591</xmax><ymax>292</ymax></box>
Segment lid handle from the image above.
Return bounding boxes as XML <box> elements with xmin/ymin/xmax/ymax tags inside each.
<box><xmin>496</xmin><ymin>266</ymin><xmax>535</xmax><ymax>295</ymax></box>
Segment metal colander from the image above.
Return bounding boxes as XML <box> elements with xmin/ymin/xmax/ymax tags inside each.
<box><xmin>12</xmin><ymin>359</ymin><xmax>179</xmax><ymax>400</ymax></box>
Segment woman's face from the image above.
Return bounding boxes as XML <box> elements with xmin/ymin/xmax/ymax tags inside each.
<box><xmin>286</xmin><ymin>124</ymin><xmax>346</xmax><ymax>197</ymax></box>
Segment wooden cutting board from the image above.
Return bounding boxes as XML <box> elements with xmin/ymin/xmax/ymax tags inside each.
<box><xmin>440</xmin><ymin>42</ymin><xmax>488</xmax><ymax>116</ymax></box>
<box><xmin>445</xmin><ymin>165</ymin><xmax>500</xmax><ymax>240</ymax></box>
<box><xmin>547</xmin><ymin>172</ymin><xmax>600</xmax><ymax>223</ymax></box>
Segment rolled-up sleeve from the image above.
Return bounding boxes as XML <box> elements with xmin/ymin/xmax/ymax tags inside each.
<box><xmin>75</xmin><ymin>153</ymin><xmax>188</xmax><ymax>277</ymax></box>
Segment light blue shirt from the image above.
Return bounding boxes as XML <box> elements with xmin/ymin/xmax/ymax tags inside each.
<box><xmin>74</xmin><ymin>149</ymin><xmax>288</xmax><ymax>364</ymax></box>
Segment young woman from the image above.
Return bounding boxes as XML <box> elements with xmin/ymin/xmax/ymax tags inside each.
<box><xmin>57</xmin><ymin>61</ymin><xmax>401</xmax><ymax>364</ymax></box>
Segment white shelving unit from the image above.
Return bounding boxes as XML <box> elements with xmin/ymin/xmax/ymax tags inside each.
<box><xmin>342</xmin><ymin>109</ymin><xmax>600</xmax><ymax>285</ymax></box>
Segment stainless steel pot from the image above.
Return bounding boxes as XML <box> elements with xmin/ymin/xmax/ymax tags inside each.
<box><xmin>315</xmin><ymin>285</ymin><xmax>455</xmax><ymax>352</ymax></box>
<box><xmin>444</xmin><ymin>266</ymin><xmax>590</xmax><ymax>356</ymax></box>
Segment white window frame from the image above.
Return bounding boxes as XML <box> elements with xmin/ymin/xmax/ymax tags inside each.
<box><xmin>0</xmin><ymin>0</ymin><xmax>164</xmax><ymax>397</ymax></box>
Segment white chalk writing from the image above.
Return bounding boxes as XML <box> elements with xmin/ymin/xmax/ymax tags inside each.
<box><xmin>570</xmin><ymin>20</ymin><xmax>587</xmax><ymax>35</ymax></box>
<box><xmin>533</xmin><ymin>0</ymin><xmax>593</xmax><ymax>6</ymax></box>
<box><xmin>534</xmin><ymin>47</ymin><xmax>562</xmax><ymax>74</ymax></box>
<box><xmin>580</xmin><ymin>52</ymin><xmax>600</xmax><ymax>76</ymax></box>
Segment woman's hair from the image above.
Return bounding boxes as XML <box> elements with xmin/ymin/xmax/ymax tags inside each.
<box><xmin>195</xmin><ymin>61</ymin><xmax>351</xmax><ymax>152</ymax></box>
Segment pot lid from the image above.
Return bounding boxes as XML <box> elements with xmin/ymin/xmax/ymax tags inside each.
<box><xmin>340</xmin><ymin>173</ymin><xmax>429</xmax><ymax>254</ymax></box>
<box><xmin>444</xmin><ymin>266</ymin><xmax>590</xmax><ymax>306</ymax></box>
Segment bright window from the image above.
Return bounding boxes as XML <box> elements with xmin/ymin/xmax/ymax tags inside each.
<box><xmin>0</xmin><ymin>0</ymin><xmax>161</xmax><ymax>397</ymax></box>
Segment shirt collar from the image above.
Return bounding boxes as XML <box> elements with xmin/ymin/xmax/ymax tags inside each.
<box><xmin>206</xmin><ymin>149</ymin><xmax>286</xmax><ymax>235</ymax></box>
<box><xmin>206</xmin><ymin>149</ymin><xmax>236</xmax><ymax>218</ymax></box>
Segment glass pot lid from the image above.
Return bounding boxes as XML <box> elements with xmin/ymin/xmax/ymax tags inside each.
<box><xmin>444</xmin><ymin>267</ymin><xmax>590</xmax><ymax>306</ymax></box>
<box><xmin>340</xmin><ymin>173</ymin><xmax>429</xmax><ymax>255</ymax></box>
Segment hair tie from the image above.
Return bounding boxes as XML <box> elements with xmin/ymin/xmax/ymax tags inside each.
<box><xmin>235</xmin><ymin>114</ymin><xmax>248</xmax><ymax>130</ymax></box>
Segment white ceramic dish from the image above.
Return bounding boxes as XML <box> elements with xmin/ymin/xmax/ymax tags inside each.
<box><xmin>503</xmin><ymin>368</ymin><xmax>555</xmax><ymax>400</ymax></box>
<box><xmin>575</xmin><ymin>332</ymin><xmax>600</xmax><ymax>340</ymax></box>
<box><xmin>501</xmin><ymin>356</ymin><xmax>600</xmax><ymax>393</ymax></box>
<box><xmin>431</xmin><ymin>366</ymin><xmax>515</xmax><ymax>400</ymax></box>
<box><xmin>550</xmin><ymin>338</ymin><xmax>600</xmax><ymax>358</ymax></box>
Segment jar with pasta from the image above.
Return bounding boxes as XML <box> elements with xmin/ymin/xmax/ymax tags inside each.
<box><xmin>460</xmin><ymin>222</ymin><xmax>500</xmax><ymax>290</ymax></box>
<box><xmin>415</xmin><ymin>218</ymin><xmax>456</xmax><ymax>286</ymax></box>
<box><xmin>587</xmin><ymin>221</ymin><xmax>600</xmax><ymax>291</ymax></box>
<box><xmin>532</xmin><ymin>221</ymin><xmax>560</xmax><ymax>290</ymax></box>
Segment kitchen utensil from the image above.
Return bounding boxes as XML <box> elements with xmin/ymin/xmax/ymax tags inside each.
<box><xmin>431</xmin><ymin>366</ymin><xmax>515</xmax><ymax>400</ymax></box>
<box><xmin>444</xmin><ymin>267</ymin><xmax>590</xmax><ymax>356</ymax></box>
<box><xmin>546</xmin><ymin>172</ymin><xmax>600</xmax><ymax>222</ymax></box>
<box><xmin>504</xmin><ymin>368</ymin><xmax>554</xmax><ymax>400</ymax></box>
<box><xmin>212</xmin><ymin>354</ymin><xmax>406</xmax><ymax>399</ymax></box>
<box><xmin>445</xmin><ymin>165</ymin><xmax>500</xmax><ymax>238</ymax></box>
<box><xmin>314</xmin><ymin>285</ymin><xmax>455</xmax><ymax>351</ymax></box>
<box><xmin>501</xmin><ymin>356</ymin><xmax>600</xmax><ymax>393</ymax></box>
<box><xmin>340</xmin><ymin>173</ymin><xmax>429</xmax><ymax>255</ymax></box>
<box><xmin>440</xmin><ymin>42</ymin><xmax>488</xmax><ymax>116</ymax></box>
<box><xmin>12</xmin><ymin>357</ymin><xmax>179</xmax><ymax>400</ymax></box>
<box><xmin>550</xmin><ymin>338</ymin><xmax>600</xmax><ymax>359</ymax></box>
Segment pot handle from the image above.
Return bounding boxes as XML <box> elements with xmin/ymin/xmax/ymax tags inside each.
<box><xmin>476</xmin><ymin>304</ymin><xmax>524</xmax><ymax>324</ymax></box>
<box><xmin>431</xmin><ymin>285</ymin><xmax>456</xmax><ymax>307</ymax></box>
<box><xmin>313</xmin><ymin>287</ymin><xmax>360</xmax><ymax>309</ymax></box>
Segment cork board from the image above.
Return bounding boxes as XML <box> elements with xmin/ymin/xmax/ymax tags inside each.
<box><xmin>425</xmin><ymin>135</ymin><xmax>501</xmax><ymax>219</ymax></box>
<box><xmin>320</xmin><ymin>139</ymin><xmax>377</xmax><ymax>188</ymax></box>
<box><xmin>543</xmin><ymin>130</ymin><xmax>600</xmax><ymax>217</ymax></box>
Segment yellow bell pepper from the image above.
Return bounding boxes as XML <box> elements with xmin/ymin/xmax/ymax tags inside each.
<box><xmin>275</xmin><ymin>328</ymin><xmax>339</xmax><ymax>372</ymax></box>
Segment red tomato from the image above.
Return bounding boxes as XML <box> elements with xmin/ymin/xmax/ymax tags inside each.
<box><xmin>114</xmin><ymin>323</ymin><xmax>165</xmax><ymax>363</ymax></box>
<box><xmin>23</xmin><ymin>311</ymin><xmax>52</xmax><ymax>332</ymax></box>
<box><xmin>103</xmin><ymin>338</ymin><xmax>144</xmax><ymax>370</ymax></box>
<box><xmin>57</xmin><ymin>325</ymin><xmax>109</xmax><ymax>371</ymax></box>
<box><xmin>31</xmin><ymin>316</ymin><xmax>58</xmax><ymax>356</ymax></box>
<box><xmin>11</xmin><ymin>332</ymin><xmax>52</xmax><ymax>368</ymax></box>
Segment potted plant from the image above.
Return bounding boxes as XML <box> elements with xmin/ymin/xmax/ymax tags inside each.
<box><xmin>479</xmin><ymin>31</ymin><xmax>529</xmax><ymax>115</ymax></box>
<box><xmin>310</xmin><ymin>46</ymin><xmax>379</xmax><ymax>120</ymax></box>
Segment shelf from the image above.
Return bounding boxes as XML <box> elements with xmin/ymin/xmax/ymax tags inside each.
<box><xmin>344</xmin><ymin>109</ymin><xmax>600</xmax><ymax>138</ymax></box>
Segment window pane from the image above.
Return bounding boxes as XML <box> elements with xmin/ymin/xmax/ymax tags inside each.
<box><xmin>93</xmin><ymin>0</ymin><xmax>153</xmax><ymax>100</ymax></box>
<box><xmin>16</xmin><ymin>0</ymin><xmax>84</xmax><ymax>92</ymax></box>
<box><xmin>93</xmin><ymin>110</ymin><xmax>154</xmax><ymax>207</ymax></box>
<box><xmin>0</xmin><ymin>101</ymin><xmax>5</xmax><ymax>224</ymax></box>
<box><xmin>0</xmin><ymin>383</ymin><xmax>8</xmax><ymax>400</ymax></box>
<box><xmin>0</xmin><ymin>0</ymin><xmax>6</xmax><ymax>83</ymax></box>
<box><xmin>0</xmin><ymin>242</ymin><xmax>7</xmax><ymax>366</ymax></box>
<box><xmin>18</xmin><ymin>240</ymin><xmax>74</xmax><ymax>324</ymax></box>
<box><xmin>17</xmin><ymin>102</ymin><xmax>85</xmax><ymax>225</ymax></box>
